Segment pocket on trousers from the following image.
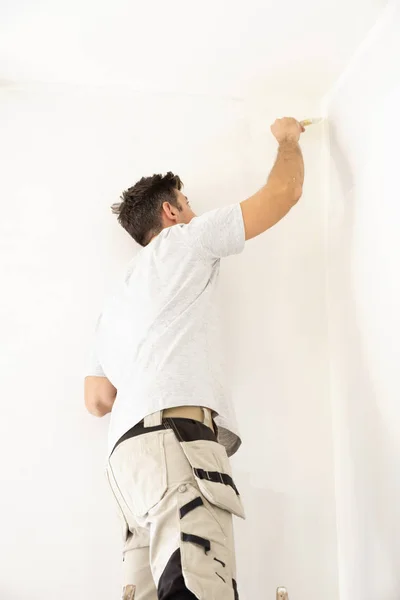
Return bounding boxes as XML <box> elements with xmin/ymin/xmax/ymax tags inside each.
<box><xmin>109</xmin><ymin>432</ymin><xmax>168</xmax><ymax>518</ymax></box>
<box><xmin>179</xmin><ymin>439</ymin><xmax>245</xmax><ymax>519</ymax></box>
<box><xmin>177</xmin><ymin>484</ymin><xmax>236</xmax><ymax>600</ymax></box>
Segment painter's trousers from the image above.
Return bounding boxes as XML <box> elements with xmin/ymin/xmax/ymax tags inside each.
<box><xmin>105</xmin><ymin>409</ymin><xmax>245</xmax><ymax>600</ymax></box>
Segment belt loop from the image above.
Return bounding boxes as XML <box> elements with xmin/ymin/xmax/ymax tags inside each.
<box><xmin>202</xmin><ymin>408</ymin><xmax>213</xmax><ymax>430</ymax></box>
<box><xmin>144</xmin><ymin>410</ymin><xmax>163</xmax><ymax>428</ymax></box>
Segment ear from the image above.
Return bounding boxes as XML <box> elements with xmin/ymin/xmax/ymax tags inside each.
<box><xmin>162</xmin><ymin>201</ymin><xmax>180</xmax><ymax>222</ymax></box>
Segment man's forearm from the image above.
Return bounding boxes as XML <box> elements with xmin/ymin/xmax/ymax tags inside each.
<box><xmin>266</xmin><ymin>139</ymin><xmax>304</xmax><ymax>203</ymax></box>
<box><xmin>240</xmin><ymin>118</ymin><xmax>305</xmax><ymax>240</ymax></box>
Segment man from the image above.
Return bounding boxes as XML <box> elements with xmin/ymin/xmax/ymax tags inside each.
<box><xmin>85</xmin><ymin>117</ymin><xmax>305</xmax><ymax>600</ymax></box>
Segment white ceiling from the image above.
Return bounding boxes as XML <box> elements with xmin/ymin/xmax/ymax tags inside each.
<box><xmin>0</xmin><ymin>0</ymin><xmax>387</xmax><ymax>97</ymax></box>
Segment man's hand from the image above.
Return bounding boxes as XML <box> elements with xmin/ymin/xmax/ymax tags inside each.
<box><xmin>84</xmin><ymin>376</ymin><xmax>117</xmax><ymax>417</ymax></box>
<box><xmin>271</xmin><ymin>117</ymin><xmax>305</xmax><ymax>144</ymax></box>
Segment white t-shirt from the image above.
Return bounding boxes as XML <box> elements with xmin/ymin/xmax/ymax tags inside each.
<box><xmin>88</xmin><ymin>203</ymin><xmax>246</xmax><ymax>456</ymax></box>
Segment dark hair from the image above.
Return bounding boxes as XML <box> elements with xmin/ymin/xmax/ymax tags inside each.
<box><xmin>111</xmin><ymin>172</ymin><xmax>183</xmax><ymax>246</ymax></box>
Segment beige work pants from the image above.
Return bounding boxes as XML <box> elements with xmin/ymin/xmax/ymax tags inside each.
<box><xmin>106</xmin><ymin>409</ymin><xmax>245</xmax><ymax>600</ymax></box>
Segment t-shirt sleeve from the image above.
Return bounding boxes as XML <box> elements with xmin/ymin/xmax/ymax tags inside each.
<box><xmin>184</xmin><ymin>203</ymin><xmax>245</xmax><ymax>260</ymax></box>
<box><xmin>86</xmin><ymin>346</ymin><xmax>106</xmax><ymax>377</ymax></box>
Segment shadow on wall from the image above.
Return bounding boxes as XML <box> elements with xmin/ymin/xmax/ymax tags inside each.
<box><xmin>329</xmin><ymin>123</ymin><xmax>400</xmax><ymax>597</ymax></box>
<box><xmin>234</xmin><ymin>472</ymin><xmax>286</xmax><ymax>598</ymax></box>
<box><xmin>233</xmin><ymin>459</ymin><xmax>336</xmax><ymax>599</ymax></box>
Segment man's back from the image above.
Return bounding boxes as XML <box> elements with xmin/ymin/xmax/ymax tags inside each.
<box><xmin>93</xmin><ymin>204</ymin><xmax>245</xmax><ymax>455</ymax></box>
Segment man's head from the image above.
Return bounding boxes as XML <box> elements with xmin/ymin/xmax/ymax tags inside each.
<box><xmin>111</xmin><ymin>172</ymin><xmax>195</xmax><ymax>246</ymax></box>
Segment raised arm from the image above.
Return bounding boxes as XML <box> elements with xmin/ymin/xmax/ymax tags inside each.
<box><xmin>240</xmin><ymin>117</ymin><xmax>305</xmax><ymax>240</ymax></box>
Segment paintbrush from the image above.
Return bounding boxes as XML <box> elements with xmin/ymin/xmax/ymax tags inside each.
<box><xmin>300</xmin><ymin>118</ymin><xmax>323</xmax><ymax>127</ymax></box>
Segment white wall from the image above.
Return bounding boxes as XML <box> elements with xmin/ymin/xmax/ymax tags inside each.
<box><xmin>324</xmin><ymin>2</ymin><xmax>400</xmax><ymax>599</ymax></box>
<box><xmin>0</xmin><ymin>85</ymin><xmax>337</xmax><ymax>599</ymax></box>
<box><xmin>230</xmin><ymin>92</ymin><xmax>337</xmax><ymax>599</ymax></box>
